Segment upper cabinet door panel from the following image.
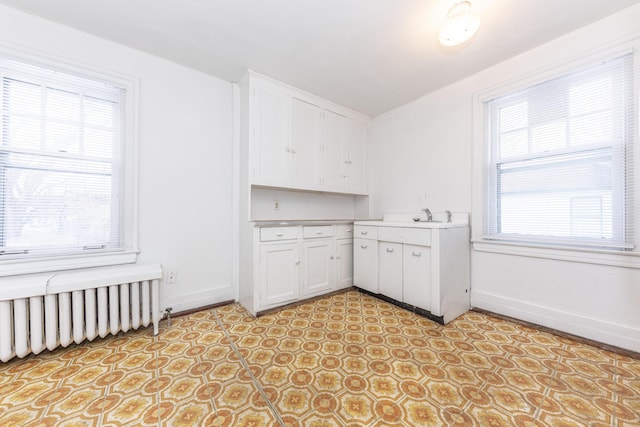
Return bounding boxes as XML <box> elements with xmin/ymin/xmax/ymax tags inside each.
<box><xmin>347</xmin><ymin>118</ymin><xmax>367</xmax><ymax>194</ymax></box>
<box><xmin>252</xmin><ymin>84</ymin><xmax>291</xmax><ymax>187</ymax></box>
<box><xmin>323</xmin><ymin>109</ymin><xmax>347</xmax><ymax>192</ymax></box>
<box><xmin>291</xmin><ymin>98</ymin><xmax>322</xmax><ymax>189</ymax></box>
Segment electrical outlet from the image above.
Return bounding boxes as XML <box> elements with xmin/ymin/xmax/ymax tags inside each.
<box><xmin>274</xmin><ymin>200</ymin><xmax>280</xmax><ymax>210</ymax></box>
<box><xmin>167</xmin><ymin>271</ymin><xmax>177</xmax><ymax>284</ymax></box>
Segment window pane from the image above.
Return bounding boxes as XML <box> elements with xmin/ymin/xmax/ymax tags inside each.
<box><xmin>498</xmin><ymin>152</ymin><xmax>614</xmax><ymax>239</ymax></box>
<box><xmin>531</xmin><ymin>120</ymin><xmax>566</xmax><ymax>153</ymax></box>
<box><xmin>84</xmin><ymin>128</ymin><xmax>114</xmax><ymax>158</ymax></box>
<box><xmin>499</xmin><ymin>101</ymin><xmax>528</xmax><ymax>133</ymax></box>
<box><xmin>499</xmin><ymin>129</ymin><xmax>528</xmax><ymax>158</ymax></box>
<box><xmin>569</xmin><ymin>76</ymin><xmax>612</xmax><ymax>116</ymax></box>
<box><xmin>570</xmin><ymin>111</ymin><xmax>613</xmax><ymax>146</ymax></box>
<box><xmin>46</xmin><ymin>88</ymin><xmax>80</xmax><ymax>121</ymax></box>
<box><xmin>3</xmin><ymin>166</ymin><xmax>113</xmax><ymax>249</ymax></box>
<box><xmin>6</xmin><ymin>79</ymin><xmax>40</xmax><ymax>115</ymax></box>
<box><xmin>85</xmin><ymin>97</ymin><xmax>115</xmax><ymax>127</ymax></box>
<box><xmin>500</xmin><ymin>191</ymin><xmax>612</xmax><ymax>239</ymax></box>
<box><xmin>7</xmin><ymin>116</ymin><xmax>41</xmax><ymax>150</ymax></box>
<box><xmin>45</xmin><ymin>121</ymin><xmax>80</xmax><ymax>154</ymax></box>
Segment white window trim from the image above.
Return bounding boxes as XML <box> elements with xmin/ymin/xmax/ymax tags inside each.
<box><xmin>472</xmin><ymin>40</ymin><xmax>640</xmax><ymax>268</ymax></box>
<box><xmin>0</xmin><ymin>43</ymin><xmax>140</xmax><ymax>277</ymax></box>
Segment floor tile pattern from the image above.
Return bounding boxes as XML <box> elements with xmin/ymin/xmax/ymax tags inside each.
<box><xmin>1</xmin><ymin>290</ymin><xmax>638</xmax><ymax>426</ymax></box>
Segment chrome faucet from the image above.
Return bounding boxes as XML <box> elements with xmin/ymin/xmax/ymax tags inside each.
<box><xmin>422</xmin><ymin>208</ymin><xmax>432</xmax><ymax>222</ymax></box>
<box><xmin>445</xmin><ymin>210</ymin><xmax>452</xmax><ymax>223</ymax></box>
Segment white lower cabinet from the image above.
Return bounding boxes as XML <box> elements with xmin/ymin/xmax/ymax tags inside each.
<box><xmin>254</xmin><ymin>223</ymin><xmax>353</xmax><ymax>314</ymax></box>
<box><xmin>353</xmin><ymin>222</ymin><xmax>470</xmax><ymax>324</ymax></box>
<box><xmin>335</xmin><ymin>238</ymin><xmax>354</xmax><ymax>289</ymax></box>
<box><xmin>354</xmin><ymin>238</ymin><xmax>377</xmax><ymax>293</ymax></box>
<box><xmin>378</xmin><ymin>242</ymin><xmax>403</xmax><ymax>302</ymax></box>
<box><xmin>259</xmin><ymin>243</ymin><xmax>300</xmax><ymax>307</ymax></box>
<box><xmin>402</xmin><ymin>244</ymin><xmax>431</xmax><ymax>312</ymax></box>
<box><xmin>302</xmin><ymin>238</ymin><xmax>334</xmax><ymax>297</ymax></box>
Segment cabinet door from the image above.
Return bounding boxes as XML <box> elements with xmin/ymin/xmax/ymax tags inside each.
<box><xmin>322</xmin><ymin>109</ymin><xmax>347</xmax><ymax>191</ymax></box>
<box><xmin>291</xmin><ymin>98</ymin><xmax>321</xmax><ymax>189</ymax></box>
<box><xmin>259</xmin><ymin>243</ymin><xmax>299</xmax><ymax>307</ymax></box>
<box><xmin>302</xmin><ymin>239</ymin><xmax>334</xmax><ymax>297</ymax></box>
<box><xmin>378</xmin><ymin>242</ymin><xmax>403</xmax><ymax>302</ymax></box>
<box><xmin>335</xmin><ymin>238</ymin><xmax>353</xmax><ymax>289</ymax></box>
<box><xmin>252</xmin><ymin>84</ymin><xmax>291</xmax><ymax>187</ymax></box>
<box><xmin>346</xmin><ymin>118</ymin><xmax>367</xmax><ymax>194</ymax></box>
<box><xmin>402</xmin><ymin>244</ymin><xmax>432</xmax><ymax>311</ymax></box>
<box><xmin>354</xmin><ymin>238</ymin><xmax>377</xmax><ymax>293</ymax></box>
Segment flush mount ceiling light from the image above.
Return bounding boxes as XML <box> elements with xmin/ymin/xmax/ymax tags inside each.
<box><xmin>438</xmin><ymin>1</ymin><xmax>481</xmax><ymax>47</ymax></box>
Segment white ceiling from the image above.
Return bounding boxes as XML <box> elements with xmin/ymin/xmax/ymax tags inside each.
<box><xmin>1</xmin><ymin>0</ymin><xmax>638</xmax><ymax>116</ymax></box>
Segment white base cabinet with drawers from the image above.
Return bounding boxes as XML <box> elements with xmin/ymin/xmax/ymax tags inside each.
<box><xmin>353</xmin><ymin>225</ymin><xmax>378</xmax><ymax>294</ymax></box>
<box><xmin>353</xmin><ymin>222</ymin><xmax>470</xmax><ymax>324</ymax></box>
<box><xmin>259</xmin><ymin>243</ymin><xmax>300</xmax><ymax>307</ymax></box>
<box><xmin>246</xmin><ymin>223</ymin><xmax>353</xmax><ymax>315</ymax></box>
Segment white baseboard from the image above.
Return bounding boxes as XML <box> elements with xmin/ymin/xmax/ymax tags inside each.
<box><xmin>161</xmin><ymin>285</ymin><xmax>235</xmax><ymax>314</ymax></box>
<box><xmin>471</xmin><ymin>291</ymin><xmax>640</xmax><ymax>353</ymax></box>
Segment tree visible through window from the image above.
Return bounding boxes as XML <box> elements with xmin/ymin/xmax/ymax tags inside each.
<box><xmin>484</xmin><ymin>53</ymin><xmax>634</xmax><ymax>249</ymax></box>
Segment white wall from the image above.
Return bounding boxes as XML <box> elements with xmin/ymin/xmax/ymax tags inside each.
<box><xmin>251</xmin><ymin>188</ymin><xmax>362</xmax><ymax>220</ymax></box>
<box><xmin>0</xmin><ymin>5</ymin><xmax>235</xmax><ymax>312</ymax></box>
<box><xmin>370</xmin><ymin>4</ymin><xmax>640</xmax><ymax>351</ymax></box>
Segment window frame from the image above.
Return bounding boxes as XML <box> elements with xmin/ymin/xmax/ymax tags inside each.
<box><xmin>472</xmin><ymin>42</ymin><xmax>640</xmax><ymax>268</ymax></box>
<box><xmin>0</xmin><ymin>45</ymin><xmax>139</xmax><ymax>277</ymax></box>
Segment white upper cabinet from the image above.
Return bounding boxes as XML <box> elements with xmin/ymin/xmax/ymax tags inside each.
<box><xmin>248</xmin><ymin>72</ymin><xmax>369</xmax><ymax>195</ymax></box>
<box><xmin>291</xmin><ymin>98</ymin><xmax>322</xmax><ymax>189</ymax></box>
<box><xmin>321</xmin><ymin>109</ymin><xmax>347</xmax><ymax>191</ymax></box>
<box><xmin>251</xmin><ymin>81</ymin><xmax>291</xmax><ymax>187</ymax></box>
<box><xmin>346</xmin><ymin>118</ymin><xmax>368</xmax><ymax>194</ymax></box>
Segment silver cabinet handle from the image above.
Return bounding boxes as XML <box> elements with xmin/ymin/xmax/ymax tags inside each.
<box><xmin>330</xmin><ymin>255</ymin><xmax>335</xmax><ymax>260</ymax></box>
<box><xmin>412</xmin><ymin>251</ymin><xmax>422</xmax><ymax>257</ymax></box>
<box><xmin>295</xmin><ymin>260</ymin><xmax>300</xmax><ymax>265</ymax></box>
<box><xmin>361</xmin><ymin>231</ymin><xmax>368</xmax><ymax>235</ymax></box>
<box><xmin>360</xmin><ymin>244</ymin><xmax>368</xmax><ymax>249</ymax></box>
<box><xmin>276</xmin><ymin>233</ymin><xmax>284</xmax><ymax>236</ymax></box>
<box><xmin>346</xmin><ymin>229</ymin><xmax>352</xmax><ymax>233</ymax></box>
<box><xmin>316</xmin><ymin>231</ymin><xmax>323</xmax><ymax>234</ymax></box>
<box><xmin>386</xmin><ymin>248</ymin><xmax>394</xmax><ymax>253</ymax></box>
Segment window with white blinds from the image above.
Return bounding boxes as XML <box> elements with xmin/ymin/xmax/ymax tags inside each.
<box><xmin>483</xmin><ymin>53</ymin><xmax>635</xmax><ymax>250</ymax></box>
<box><xmin>0</xmin><ymin>55</ymin><xmax>127</xmax><ymax>260</ymax></box>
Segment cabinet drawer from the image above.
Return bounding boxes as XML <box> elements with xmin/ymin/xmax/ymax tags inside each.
<box><xmin>377</xmin><ymin>227</ymin><xmax>431</xmax><ymax>246</ymax></box>
<box><xmin>354</xmin><ymin>225</ymin><xmax>378</xmax><ymax>240</ymax></box>
<box><xmin>335</xmin><ymin>224</ymin><xmax>354</xmax><ymax>238</ymax></box>
<box><xmin>303</xmin><ymin>225</ymin><xmax>334</xmax><ymax>239</ymax></box>
<box><xmin>260</xmin><ymin>226</ymin><xmax>299</xmax><ymax>242</ymax></box>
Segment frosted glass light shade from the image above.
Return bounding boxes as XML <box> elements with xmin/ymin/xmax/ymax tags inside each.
<box><xmin>438</xmin><ymin>1</ymin><xmax>481</xmax><ymax>47</ymax></box>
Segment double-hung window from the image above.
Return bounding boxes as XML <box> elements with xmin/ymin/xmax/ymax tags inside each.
<box><xmin>0</xmin><ymin>53</ymin><xmax>135</xmax><ymax>270</ymax></box>
<box><xmin>482</xmin><ymin>52</ymin><xmax>635</xmax><ymax>250</ymax></box>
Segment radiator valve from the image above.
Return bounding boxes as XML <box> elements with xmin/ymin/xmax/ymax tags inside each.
<box><xmin>164</xmin><ymin>307</ymin><xmax>173</xmax><ymax>327</ymax></box>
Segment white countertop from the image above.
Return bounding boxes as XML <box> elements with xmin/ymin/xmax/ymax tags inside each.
<box><xmin>253</xmin><ymin>220</ymin><xmax>353</xmax><ymax>227</ymax></box>
<box><xmin>355</xmin><ymin>212</ymin><xmax>469</xmax><ymax>229</ymax></box>
<box><xmin>354</xmin><ymin>220</ymin><xmax>467</xmax><ymax>229</ymax></box>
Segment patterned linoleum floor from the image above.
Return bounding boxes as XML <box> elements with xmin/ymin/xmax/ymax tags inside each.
<box><xmin>0</xmin><ymin>290</ymin><xmax>639</xmax><ymax>426</ymax></box>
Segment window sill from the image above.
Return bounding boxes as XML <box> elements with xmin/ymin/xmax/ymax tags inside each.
<box><xmin>0</xmin><ymin>250</ymin><xmax>139</xmax><ymax>277</ymax></box>
<box><xmin>472</xmin><ymin>240</ymin><xmax>640</xmax><ymax>269</ymax></box>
